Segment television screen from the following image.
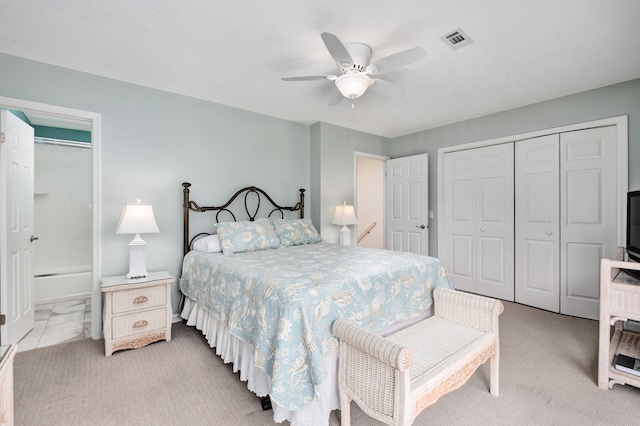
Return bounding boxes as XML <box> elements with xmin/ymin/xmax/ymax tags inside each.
<box><xmin>627</xmin><ymin>191</ymin><xmax>640</xmax><ymax>262</ymax></box>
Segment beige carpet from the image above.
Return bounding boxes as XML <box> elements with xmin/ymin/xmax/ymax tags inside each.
<box><xmin>14</xmin><ymin>301</ymin><xmax>640</xmax><ymax>425</ymax></box>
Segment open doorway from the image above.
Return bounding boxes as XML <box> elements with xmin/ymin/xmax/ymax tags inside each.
<box><xmin>29</xmin><ymin>111</ymin><xmax>92</xmax><ymax>302</ymax></box>
<box><xmin>355</xmin><ymin>153</ymin><xmax>388</xmax><ymax>249</ymax></box>
<box><xmin>25</xmin><ymin>112</ymin><xmax>92</xmax><ymax>350</ymax></box>
<box><xmin>0</xmin><ymin>96</ymin><xmax>102</xmax><ymax>345</ymax></box>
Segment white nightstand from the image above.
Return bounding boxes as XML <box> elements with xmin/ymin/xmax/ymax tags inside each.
<box><xmin>100</xmin><ymin>271</ymin><xmax>175</xmax><ymax>357</ymax></box>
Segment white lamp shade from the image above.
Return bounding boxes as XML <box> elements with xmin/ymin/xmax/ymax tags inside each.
<box><xmin>335</xmin><ymin>73</ymin><xmax>371</xmax><ymax>99</ymax></box>
<box><xmin>331</xmin><ymin>202</ymin><xmax>358</xmax><ymax>226</ymax></box>
<box><xmin>116</xmin><ymin>200</ymin><xmax>160</xmax><ymax>235</ymax></box>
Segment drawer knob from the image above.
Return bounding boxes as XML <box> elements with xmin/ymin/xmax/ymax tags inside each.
<box><xmin>133</xmin><ymin>296</ymin><xmax>149</xmax><ymax>304</ymax></box>
<box><xmin>133</xmin><ymin>320</ymin><xmax>148</xmax><ymax>328</ymax></box>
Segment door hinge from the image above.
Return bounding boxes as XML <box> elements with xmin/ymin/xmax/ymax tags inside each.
<box><xmin>0</xmin><ymin>132</ymin><xmax>5</xmax><ymax>144</ymax></box>
<box><xmin>0</xmin><ymin>315</ymin><xmax>5</xmax><ymax>326</ymax></box>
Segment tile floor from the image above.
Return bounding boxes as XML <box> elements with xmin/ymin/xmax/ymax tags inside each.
<box><xmin>17</xmin><ymin>298</ymin><xmax>92</xmax><ymax>352</ymax></box>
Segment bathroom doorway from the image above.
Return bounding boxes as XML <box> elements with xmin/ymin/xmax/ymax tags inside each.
<box><xmin>0</xmin><ymin>95</ymin><xmax>102</xmax><ymax>343</ymax></box>
<box><xmin>30</xmin><ymin>112</ymin><xmax>93</xmax><ymax>305</ymax></box>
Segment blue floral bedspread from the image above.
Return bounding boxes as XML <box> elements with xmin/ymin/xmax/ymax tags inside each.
<box><xmin>180</xmin><ymin>243</ymin><xmax>453</xmax><ymax>411</ymax></box>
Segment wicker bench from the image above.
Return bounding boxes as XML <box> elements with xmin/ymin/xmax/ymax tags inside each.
<box><xmin>333</xmin><ymin>287</ymin><xmax>504</xmax><ymax>426</ymax></box>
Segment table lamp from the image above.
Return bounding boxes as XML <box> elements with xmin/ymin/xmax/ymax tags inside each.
<box><xmin>116</xmin><ymin>199</ymin><xmax>160</xmax><ymax>279</ymax></box>
<box><xmin>331</xmin><ymin>202</ymin><xmax>358</xmax><ymax>246</ymax></box>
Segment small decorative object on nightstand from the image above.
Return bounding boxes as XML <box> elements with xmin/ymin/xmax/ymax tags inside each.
<box><xmin>100</xmin><ymin>271</ymin><xmax>174</xmax><ymax>357</ymax></box>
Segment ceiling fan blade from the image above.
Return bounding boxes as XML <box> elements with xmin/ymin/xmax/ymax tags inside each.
<box><xmin>281</xmin><ymin>75</ymin><xmax>335</xmax><ymax>81</ymax></box>
<box><xmin>321</xmin><ymin>32</ymin><xmax>353</xmax><ymax>67</ymax></box>
<box><xmin>367</xmin><ymin>47</ymin><xmax>426</xmax><ymax>75</ymax></box>
<box><xmin>328</xmin><ymin>90</ymin><xmax>344</xmax><ymax>106</ymax></box>
<box><xmin>368</xmin><ymin>79</ymin><xmax>404</xmax><ymax>97</ymax></box>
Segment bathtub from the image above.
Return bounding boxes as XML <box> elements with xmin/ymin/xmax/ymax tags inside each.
<box><xmin>34</xmin><ymin>265</ymin><xmax>92</xmax><ymax>305</ymax></box>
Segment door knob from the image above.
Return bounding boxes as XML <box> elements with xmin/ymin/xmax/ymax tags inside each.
<box><xmin>546</xmin><ymin>230</ymin><xmax>553</xmax><ymax>236</ymax></box>
<box><xmin>30</xmin><ymin>235</ymin><xmax>39</xmax><ymax>242</ymax></box>
<box><xmin>415</xmin><ymin>224</ymin><xmax>426</xmax><ymax>229</ymax></box>
<box><xmin>480</xmin><ymin>228</ymin><xmax>486</xmax><ymax>232</ymax></box>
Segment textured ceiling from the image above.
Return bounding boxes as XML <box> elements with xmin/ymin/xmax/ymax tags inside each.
<box><xmin>1</xmin><ymin>0</ymin><xmax>639</xmax><ymax>138</ymax></box>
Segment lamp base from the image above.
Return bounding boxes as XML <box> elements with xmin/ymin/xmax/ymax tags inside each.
<box><xmin>339</xmin><ymin>225</ymin><xmax>352</xmax><ymax>246</ymax></box>
<box><xmin>126</xmin><ymin>234</ymin><xmax>149</xmax><ymax>279</ymax></box>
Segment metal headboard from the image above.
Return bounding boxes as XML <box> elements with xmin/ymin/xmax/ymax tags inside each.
<box><xmin>182</xmin><ymin>182</ymin><xmax>305</xmax><ymax>256</ymax></box>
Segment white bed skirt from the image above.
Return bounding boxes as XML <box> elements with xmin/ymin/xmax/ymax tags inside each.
<box><xmin>181</xmin><ymin>298</ymin><xmax>341</xmax><ymax>425</ymax></box>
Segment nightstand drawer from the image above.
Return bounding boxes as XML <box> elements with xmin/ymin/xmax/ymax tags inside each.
<box><xmin>111</xmin><ymin>285</ymin><xmax>166</xmax><ymax>314</ymax></box>
<box><xmin>111</xmin><ymin>308</ymin><xmax>167</xmax><ymax>339</ymax></box>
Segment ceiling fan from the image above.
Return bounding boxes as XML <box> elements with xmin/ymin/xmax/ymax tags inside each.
<box><xmin>282</xmin><ymin>32</ymin><xmax>426</xmax><ymax>106</ymax></box>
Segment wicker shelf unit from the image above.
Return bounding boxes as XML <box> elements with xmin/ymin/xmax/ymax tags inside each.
<box><xmin>598</xmin><ymin>258</ymin><xmax>640</xmax><ymax>389</ymax></box>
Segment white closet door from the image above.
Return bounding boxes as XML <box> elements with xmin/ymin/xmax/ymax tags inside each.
<box><xmin>444</xmin><ymin>143</ymin><xmax>514</xmax><ymax>300</ymax></box>
<box><xmin>560</xmin><ymin>126</ymin><xmax>617</xmax><ymax>320</ymax></box>
<box><xmin>515</xmin><ymin>135</ymin><xmax>560</xmax><ymax>311</ymax></box>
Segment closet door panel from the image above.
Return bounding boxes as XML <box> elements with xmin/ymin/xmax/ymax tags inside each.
<box><xmin>560</xmin><ymin>126</ymin><xmax>617</xmax><ymax>320</ymax></box>
<box><xmin>480</xmin><ymin>236</ymin><xmax>506</xmax><ymax>283</ymax></box>
<box><xmin>522</xmin><ymin>240</ymin><xmax>556</xmax><ymax>290</ymax></box>
<box><xmin>565</xmin><ymin>242</ymin><xmax>603</xmax><ymax>300</ymax></box>
<box><xmin>515</xmin><ymin>135</ymin><xmax>560</xmax><ymax>311</ymax></box>
<box><xmin>444</xmin><ymin>144</ymin><xmax>514</xmax><ymax>300</ymax></box>
<box><xmin>444</xmin><ymin>152</ymin><xmax>476</xmax><ymax>292</ymax></box>
<box><xmin>451</xmin><ymin>234</ymin><xmax>473</xmax><ymax>279</ymax></box>
<box><xmin>475</xmin><ymin>144</ymin><xmax>514</xmax><ymax>301</ymax></box>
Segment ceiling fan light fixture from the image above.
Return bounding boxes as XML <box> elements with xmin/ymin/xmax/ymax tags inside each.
<box><xmin>335</xmin><ymin>73</ymin><xmax>371</xmax><ymax>99</ymax></box>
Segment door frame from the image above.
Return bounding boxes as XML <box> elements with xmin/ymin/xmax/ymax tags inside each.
<box><xmin>354</xmin><ymin>152</ymin><xmax>389</xmax><ymax>249</ymax></box>
<box><xmin>437</xmin><ymin>115</ymin><xmax>629</xmax><ymax>258</ymax></box>
<box><xmin>0</xmin><ymin>95</ymin><xmax>102</xmax><ymax>340</ymax></box>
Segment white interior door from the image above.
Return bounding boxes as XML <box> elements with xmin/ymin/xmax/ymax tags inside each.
<box><xmin>0</xmin><ymin>109</ymin><xmax>35</xmax><ymax>344</ymax></box>
<box><xmin>386</xmin><ymin>154</ymin><xmax>429</xmax><ymax>255</ymax></box>
<box><xmin>515</xmin><ymin>135</ymin><xmax>560</xmax><ymax>311</ymax></box>
<box><xmin>443</xmin><ymin>143</ymin><xmax>514</xmax><ymax>300</ymax></box>
<box><xmin>560</xmin><ymin>126</ymin><xmax>617</xmax><ymax>319</ymax></box>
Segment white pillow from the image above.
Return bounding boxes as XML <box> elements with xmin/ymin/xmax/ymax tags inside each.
<box><xmin>192</xmin><ymin>234</ymin><xmax>222</xmax><ymax>253</ymax></box>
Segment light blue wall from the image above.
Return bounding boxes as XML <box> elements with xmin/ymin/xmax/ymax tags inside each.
<box><xmin>390</xmin><ymin>78</ymin><xmax>640</xmax><ymax>256</ymax></box>
<box><xmin>0</xmin><ymin>53</ymin><xmax>310</xmax><ymax>313</ymax></box>
<box><xmin>310</xmin><ymin>123</ymin><xmax>322</xmax><ymax>230</ymax></box>
<box><xmin>310</xmin><ymin>122</ymin><xmax>390</xmax><ymax>245</ymax></box>
<box><xmin>5</xmin><ymin>49</ymin><xmax>635</xmax><ymax>313</ymax></box>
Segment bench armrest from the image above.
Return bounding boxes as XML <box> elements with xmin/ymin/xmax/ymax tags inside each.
<box><xmin>434</xmin><ymin>287</ymin><xmax>504</xmax><ymax>333</ymax></box>
<box><xmin>333</xmin><ymin>318</ymin><xmax>412</xmax><ymax>370</ymax></box>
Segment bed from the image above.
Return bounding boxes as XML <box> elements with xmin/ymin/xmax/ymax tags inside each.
<box><xmin>179</xmin><ymin>183</ymin><xmax>454</xmax><ymax>425</ymax></box>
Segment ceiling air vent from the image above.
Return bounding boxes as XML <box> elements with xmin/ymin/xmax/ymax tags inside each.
<box><xmin>441</xmin><ymin>28</ymin><xmax>473</xmax><ymax>50</ymax></box>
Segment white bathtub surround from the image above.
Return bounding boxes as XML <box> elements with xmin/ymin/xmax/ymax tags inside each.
<box><xmin>17</xmin><ymin>298</ymin><xmax>91</xmax><ymax>352</ymax></box>
<box><xmin>34</xmin><ymin>271</ymin><xmax>92</xmax><ymax>305</ymax></box>
<box><xmin>34</xmin><ymin>143</ymin><xmax>92</xmax><ymax>276</ymax></box>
